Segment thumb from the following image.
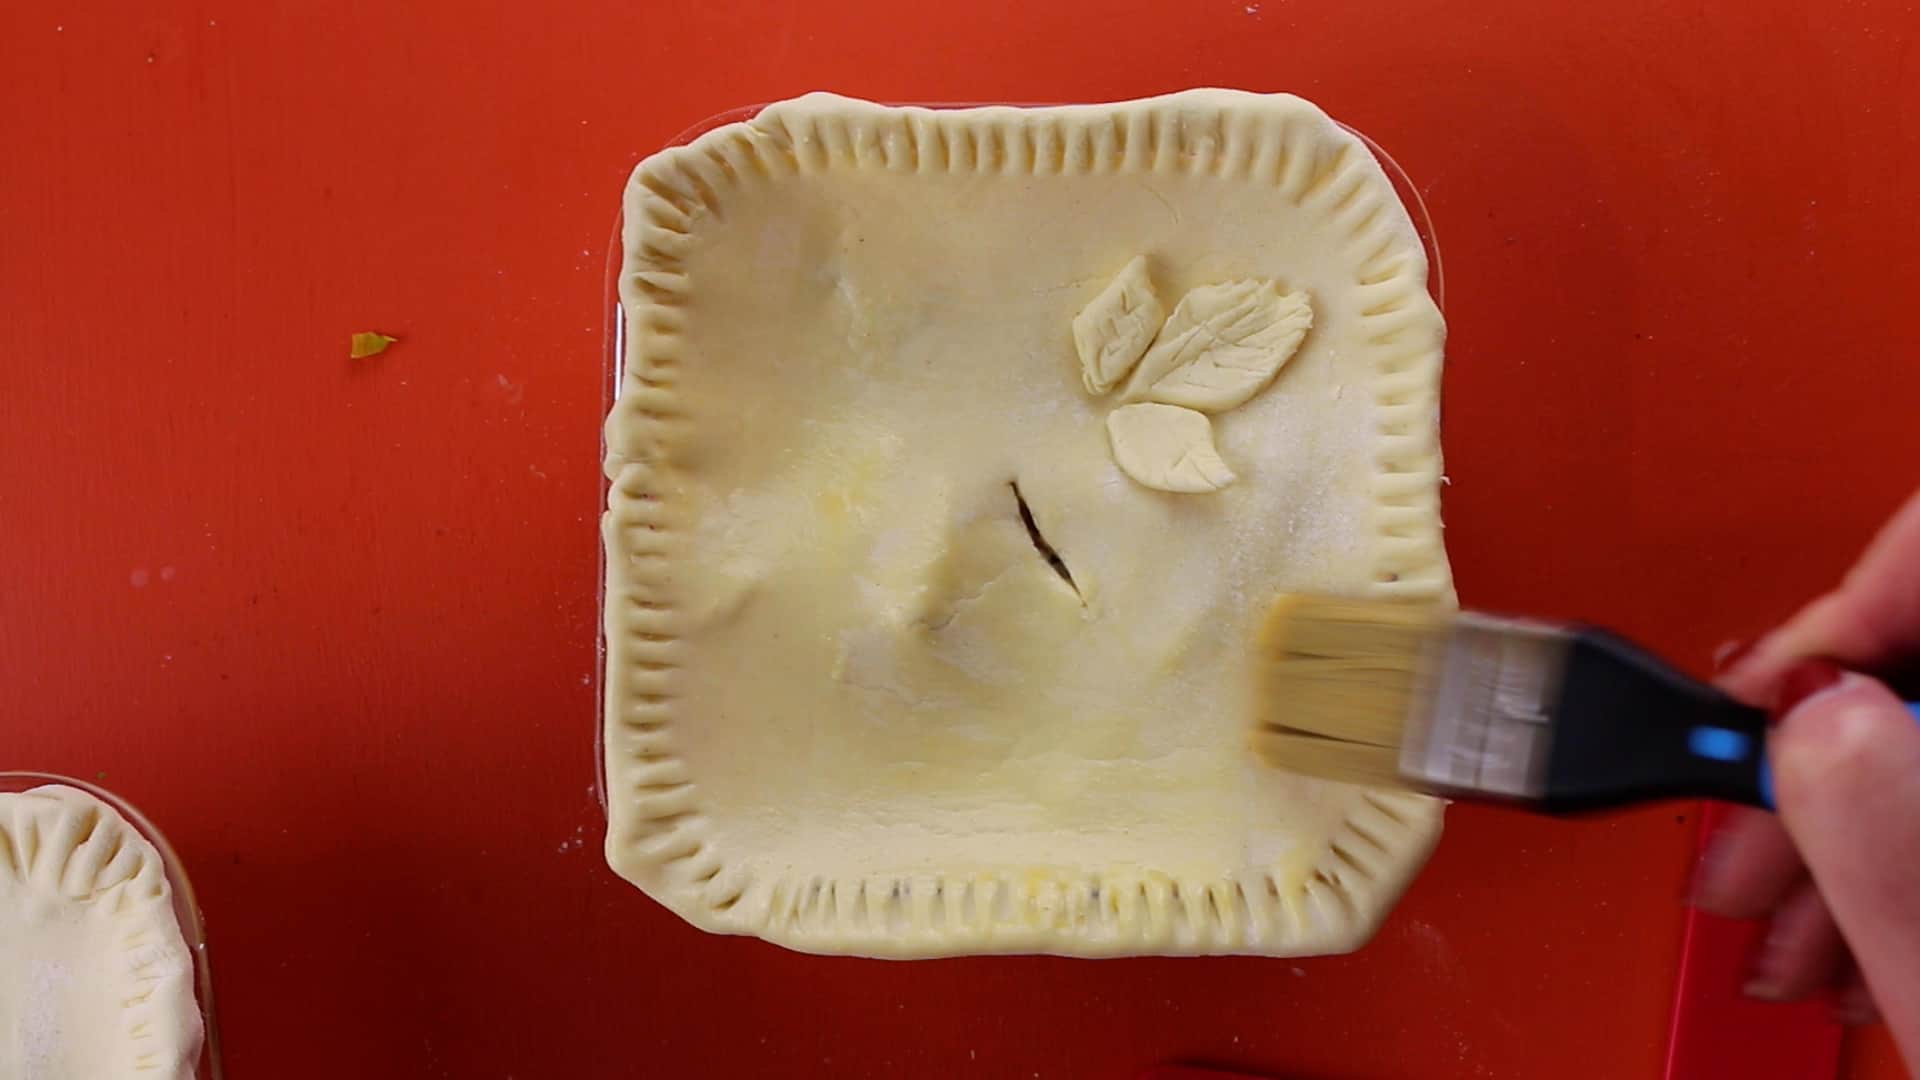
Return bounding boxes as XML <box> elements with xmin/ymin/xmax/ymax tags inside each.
<box><xmin>1770</xmin><ymin>666</ymin><xmax>1920</xmax><ymax>1066</ymax></box>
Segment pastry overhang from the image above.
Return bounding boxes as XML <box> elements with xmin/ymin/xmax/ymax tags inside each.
<box><xmin>603</xmin><ymin>90</ymin><xmax>1451</xmax><ymax>957</ymax></box>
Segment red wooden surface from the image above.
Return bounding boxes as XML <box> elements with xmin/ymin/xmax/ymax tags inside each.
<box><xmin>2</xmin><ymin>2</ymin><xmax>1915</xmax><ymax>1078</ymax></box>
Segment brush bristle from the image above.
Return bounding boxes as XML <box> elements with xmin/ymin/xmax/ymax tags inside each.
<box><xmin>1253</xmin><ymin>731</ymin><xmax>1407</xmax><ymax>788</ymax></box>
<box><xmin>1255</xmin><ymin>594</ymin><xmax>1450</xmax><ymax>786</ymax></box>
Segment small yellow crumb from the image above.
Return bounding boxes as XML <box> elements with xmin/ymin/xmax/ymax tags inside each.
<box><xmin>349</xmin><ymin>331</ymin><xmax>398</xmax><ymax>359</ymax></box>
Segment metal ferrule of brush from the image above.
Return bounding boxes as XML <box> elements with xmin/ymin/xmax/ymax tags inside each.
<box><xmin>1400</xmin><ymin>613</ymin><xmax>1571</xmax><ymax>801</ymax></box>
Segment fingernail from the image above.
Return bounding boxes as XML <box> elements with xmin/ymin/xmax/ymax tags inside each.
<box><xmin>1743</xmin><ymin>915</ymin><xmax>1794</xmax><ymax>1001</ymax></box>
<box><xmin>1713</xmin><ymin>638</ymin><xmax>1756</xmax><ymax>673</ymax></box>
<box><xmin>1744</xmin><ymin>956</ymin><xmax>1787</xmax><ymax>1001</ymax></box>
<box><xmin>1769</xmin><ymin>659</ymin><xmax>1844</xmax><ymax>723</ymax></box>
<box><xmin>1834</xmin><ymin>1002</ymin><xmax>1879</xmax><ymax>1026</ymax></box>
<box><xmin>1835</xmin><ymin>983</ymin><xmax>1879</xmax><ymax>1026</ymax></box>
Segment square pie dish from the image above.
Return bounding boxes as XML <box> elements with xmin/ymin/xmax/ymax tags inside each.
<box><xmin>602</xmin><ymin>90</ymin><xmax>1451</xmax><ymax>957</ymax></box>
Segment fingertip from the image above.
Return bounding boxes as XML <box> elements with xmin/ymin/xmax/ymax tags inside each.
<box><xmin>1741</xmin><ymin>882</ymin><xmax>1847</xmax><ymax>1004</ymax></box>
<box><xmin>1712</xmin><ymin>635</ymin><xmax>1786</xmax><ymax>702</ymax></box>
<box><xmin>1769</xmin><ymin>674</ymin><xmax>1913</xmax><ymax>802</ymax></box>
<box><xmin>1768</xmin><ymin>658</ymin><xmax>1845</xmax><ymax>721</ymax></box>
<box><xmin>1833</xmin><ymin>1001</ymin><xmax>1879</xmax><ymax>1027</ymax></box>
<box><xmin>1712</xmin><ymin>637</ymin><xmax>1756</xmax><ymax>674</ymax></box>
<box><xmin>1689</xmin><ymin>809</ymin><xmax>1803</xmax><ymax>918</ymax></box>
<box><xmin>1833</xmin><ymin>969</ymin><xmax>1881</xmax><ymax>1027</ymax></box>
<box><xmin>1689</xmin><ymin>838</ymin><xmax>1742</xmax><ymax>917</ymax></box>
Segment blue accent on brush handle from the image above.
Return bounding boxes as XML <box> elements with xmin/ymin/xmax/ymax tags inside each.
<box><xmin>1687</xmin><ymin>726</ymin><xmax>1752</xmax><ymax>762</ymax></box>
<box><xmin>1740</xmin><ymin>701</ymin><xmax>1920</xmax><ymax>810</ymax></box>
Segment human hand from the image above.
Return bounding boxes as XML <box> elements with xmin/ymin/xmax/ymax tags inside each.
<box><xmin>1693</xmin><ymin>488</ymin><xmax>1920</xmax><ymax>1072</ymax></box>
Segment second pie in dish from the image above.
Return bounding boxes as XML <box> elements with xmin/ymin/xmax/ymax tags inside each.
<box><xmin>603</xmin><ymin>90</ymin><xmax>1451</xmax><ymax>957</ymax></box>
<box><xmin>0</xmin><ymin>784</ymin><xmax>204</xmax><ymax>1078</ymax></box>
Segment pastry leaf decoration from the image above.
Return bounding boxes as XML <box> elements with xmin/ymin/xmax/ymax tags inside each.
<box><xmin>1073</xmin><ymin>260</ymin><xmax>1312</xmax><ymax>493</ymax></box>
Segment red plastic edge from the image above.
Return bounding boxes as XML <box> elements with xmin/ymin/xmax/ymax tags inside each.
<box><xmin>1136</xmin><ymin>1060</ymin><xmax>1274</xmax><ymax>1068</ymax></box>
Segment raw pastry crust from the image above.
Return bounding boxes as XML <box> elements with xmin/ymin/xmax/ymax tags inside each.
<box><xmin>603</xmin><ymin>91</ymin><xmax>1451</xmax><ymax>957</ymax></box>
<box><xmin>0</xmin><ymin>785</ymin><xmax>202</xmax><ymax>1078</ymax></box>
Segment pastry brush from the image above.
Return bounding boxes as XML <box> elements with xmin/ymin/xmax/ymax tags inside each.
<box><xmin>1253</xmin><ymin>594</ymin><xmax>1920</xmax><ymax>812</ymax></box>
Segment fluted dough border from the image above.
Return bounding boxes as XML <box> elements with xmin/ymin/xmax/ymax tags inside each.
<box><xmin>602</xmin><ymin>91</ymin><xmax>1450</xmax><ymax>957</ymax></box>
<box><xmin>0</xmin><ymin>784</ymin><xmax>203</xmax><ymax>1075</ymax></box>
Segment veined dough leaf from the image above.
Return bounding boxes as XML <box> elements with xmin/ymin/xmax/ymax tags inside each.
<box><xmin>1106</xmin><ymin>402</ymin><xmax>1235</xmax><ymax>494</ymax></box>
<box><xmin>1073</xmin><ymin>256</ymin><xmax>1165</xmax><ymax>395</ymax></box>
<box><xmin>1122</xmin><ymin>281</ymin><xmax>1312</xmax><ymax>412</ymax></box>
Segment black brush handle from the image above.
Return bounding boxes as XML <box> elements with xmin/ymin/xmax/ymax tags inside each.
<box><xmin>1541</xmin><ymin>629</ymin><xmax>1773</xmax><ymax>813</ymax></box>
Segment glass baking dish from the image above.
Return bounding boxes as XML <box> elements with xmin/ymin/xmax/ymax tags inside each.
<box><xmin>0</xmin><ymin>772</ymin><xmax>223</xmax><ymax>1080</ymax></box>
<box><xmin>592</xmin><ymin>97</ymin><xmax>1447</xmax><ymax>818</ymax></box>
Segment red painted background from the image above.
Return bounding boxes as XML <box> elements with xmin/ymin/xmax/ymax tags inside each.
<box><xmin>2</xmin><ymin>2</ymin><xmax>1913</xmax><ymax>1077</ymax></box>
